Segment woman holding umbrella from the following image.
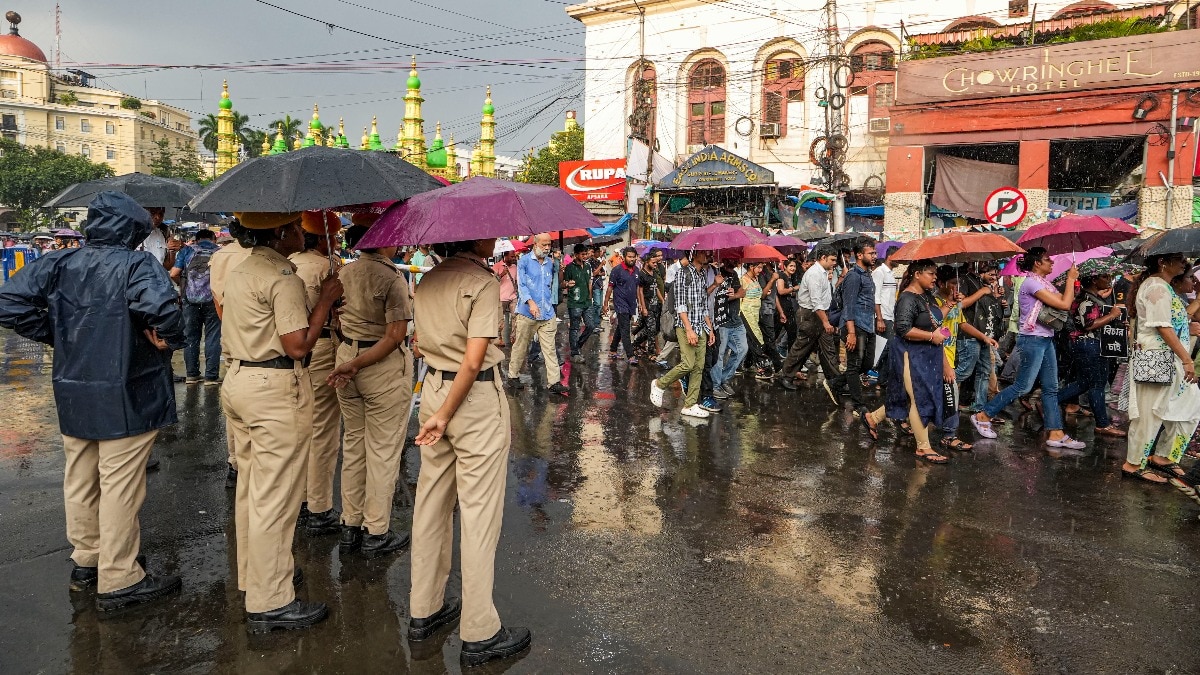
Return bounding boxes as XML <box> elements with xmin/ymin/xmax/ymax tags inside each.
<box><xmin>970</xmin><ymin>248</ymin><xmax>1086</xmax><ymax>451</ymax></box>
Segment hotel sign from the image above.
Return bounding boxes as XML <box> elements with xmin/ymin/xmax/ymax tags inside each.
<box><xmin>896</xmin><ymin>31</ymin><xmax>1200</xmax><ymax>105</ymax></box>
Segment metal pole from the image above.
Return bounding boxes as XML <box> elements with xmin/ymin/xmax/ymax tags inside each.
<box><xmin>832</xmin><ymin>194</ymin><xmax>847</xmax><ymax>233</ymax></box>
<box><xmin>1165</xmin><ymin>89</ymin><xmax>1179</xmax><ymax>230</ymax></box>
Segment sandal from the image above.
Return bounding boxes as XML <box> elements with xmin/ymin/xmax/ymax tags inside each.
<box><xmin>1148</xmin><ymin>460</ymin><xmax>1186</xmax><ymax>478</ymax></box>
<box><xmin>898</xmin><ymin>421</ymin><xmax>913</xmax><ymax>436</ymax></box>
<box><xmin>970</xmin><ymin>413</ymin><xmax>997</xmax><ymax>439</ymax></box>
<box><xmin>1096</xmin><ymin>425</ymin><xmax>1127</xmax><ymax>437</ymax></box>
<box><xmin>916</xmin><ymin>449</ymin><xmax>949</xmax><ymax>464</ymax></box>
<box><xmin>940</xmin><ymin>437</ymin><xmax>974</xmax><ymax>452</ymax></box>
<box><xmin>859</xmin><ymin>409</ymin><xmax>879</xmax><ymax>441</ymax></box>
<box><xmin>1168</xmin><ymin>476</ymin><xmax>1200</xmax><ymax>505</ymax></box>
<box><xmin>1121</xmin><ymin>467</ymin><xmax>1168</xmax><ymax>484</ymax></box>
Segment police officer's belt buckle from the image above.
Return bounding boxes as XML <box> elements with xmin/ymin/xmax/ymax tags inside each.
<box><xmin>241</xmin><ymin>355</ymin><xmax>310</xmax><ymax>369</ymax></box>
<box><xmin>431</xmin><ymin>367</ymin><xmax>496</xmax><ymax>382</ymax></box>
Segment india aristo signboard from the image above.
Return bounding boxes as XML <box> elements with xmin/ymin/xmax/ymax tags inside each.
<box><xmin>658</xmin><ymin>145</ymin><xmax>775</xmax><ymax>189</ymax></box>
<box><xmin>559</xmin><ymin>159</ymin><xmax>627</xmax><ymax>202</ymax></box>
<box><xmin>896</xmin><ymin>31</ymin><xmax>1200</xmax><ymax>105</ymax></box>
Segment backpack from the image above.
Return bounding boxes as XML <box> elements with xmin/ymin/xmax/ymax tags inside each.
<box><xmin>827</xmin><ymin>271</ymin><xmax>847</xmax><ymax>326</ymax></box>
<box><xmin>183</xmin><ymin>245</ymin><xmax>215</xmax><ymax>303</ymax></box>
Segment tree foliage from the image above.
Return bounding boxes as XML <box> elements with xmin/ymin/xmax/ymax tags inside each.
<box><xmin>148</xmin><ymin>138</ymin><xmax>207</xmax><ymax>184</ymax></box>
<box><xmin>0</xmin><ymin>139</ymin><xmax>114</xmax><ymax>230</ymax></box>
<box><xmin>267</xmin><ymin>115</ymin><xmax>304</xmax><ymax>148</ymax></box>
<box><xmin>516</xmin><ymin>125</ymin><xmax>584</xmax><ymax>186</ymax></box>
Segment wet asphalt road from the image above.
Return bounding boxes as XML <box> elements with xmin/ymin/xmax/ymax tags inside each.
<box><xmin>1</xmin><ymin>326</ymin><xmax>1199</xmax><ymax>674</ymax></box>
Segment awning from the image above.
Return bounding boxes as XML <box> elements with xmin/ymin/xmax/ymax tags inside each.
<box><xmin>659</xmin><ymin>145</ymin><xmax>775</xmax><ymax>189</ymax></box>
<box><xmin>788</xmin><ymin>197</ymin><xmax>885</xmax><ymax>217</ymax></box>
<box><xmin>588</xmin><ymin>213</ymin><xmax>632</xmax><ymax>237</ymax></box>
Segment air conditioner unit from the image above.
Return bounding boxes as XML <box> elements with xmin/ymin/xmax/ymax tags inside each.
<box><xmin>868</xmin><ymin>117</ymin><xmax>890</xmax><ymax>134</ymax></box>
<box><xmin>759</xmin><ymin>122</ymin><xmax>781</xmax><ymax>139</ymax></box>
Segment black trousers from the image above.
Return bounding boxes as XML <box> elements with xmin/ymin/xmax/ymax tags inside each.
<box><xmin>609</xmin><ymin>312</ymin><xmax>634</xmax><ymax>356</ymax></box>
<box><xmin>829</xmin><ymin>325</ymin><xmax>874</xmax><ymax>406</ymax></box>
<box><xmin>781</xmin><ymin>307</ymin><xmax>840</xmax><ymax>382</ymax></box>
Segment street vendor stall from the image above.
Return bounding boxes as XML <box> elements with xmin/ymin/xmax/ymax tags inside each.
<box><xmin>650</xmin><ymin>146</ymin><xmax>779</xmax><ymax>238</ymax></box>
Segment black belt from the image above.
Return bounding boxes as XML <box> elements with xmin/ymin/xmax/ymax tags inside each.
<box><xmin>320</xmin><ymin>327</ymin><xmax>333</xmax><ymax>339</ymax></box>
<box><xmin>430</xmin><ymin>367</ymin><xmax>496</xmax><ymax>382</ymax></box>
<box><xmin>240</xmin><ymin>355</ymin><xmax>309</xmax><ymax>369</ymax></box>
<box><xmin>337</xmin><ymin>330</ymin><xmax>379</xmax><ymax>349</ymax></box>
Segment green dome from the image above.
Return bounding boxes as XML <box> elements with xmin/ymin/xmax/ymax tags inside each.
<box><xmin>407</xmin><ymin>72</ymin><xmax>421</xmax><ymax>90</ymax></box>
<box><xmin>482</xmin><ymin>101</ymin><xmax>494</xmax><ymax>115</ymax></box>
<box><xmin>219</xmin><ymin>96</ymin><xmax>233</xmax><ymax>110</ymax></box>
<box><xmin>309</xmin><ymin>118</ymin><xmax>322</xmax><ymax>130</ymax></box>
<box><xmin>426</xmin><ymin>137</ymin><xmax>447</xmax><ymax>168</ymax></box>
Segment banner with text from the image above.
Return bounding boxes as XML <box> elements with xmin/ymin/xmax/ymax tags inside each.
<box><xmin>559</xmin><ymin>159</ymin><xmax>628</xmax><ymax>202</ymax></box>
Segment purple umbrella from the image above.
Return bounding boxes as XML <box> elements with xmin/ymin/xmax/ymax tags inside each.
<box><xmin>356</xmin><ymin>178</ymin><xmax>602</xmax><ymax>248</ymax></box>
<box><xmin>875</xmin><ymin>240</ymin><xmax>902</xmax><ymax>259</ymax></box>
<box><xmin>51</xmin><ymin>228</ymin><xmax>83</xmax><ymax>238</ymax></box>
<box><xmin>669</xmin><ymin>222</ymin><xmax>766</xmax><ymax>252</ymax></box>
<box><xmin>764</xmin><ymin>234</ymin><xmax>808</xmax><ymax>254</ymax></box>
<box><xmin>1000</xmin><ymin>245</ymin><xmax>1112</xmax><ymax>277</ymax></box>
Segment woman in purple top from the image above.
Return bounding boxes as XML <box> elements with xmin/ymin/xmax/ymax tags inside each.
<box><xmin>971</xmin><ymin>247</ymin><xmax>1087</xmax><ymax>451</ymax></box>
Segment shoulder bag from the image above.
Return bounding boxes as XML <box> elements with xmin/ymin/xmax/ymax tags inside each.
<box><xmin>1130</xmin><ymin>345</ymin><xmax>1174</xmax><ymax>384</ymax></box>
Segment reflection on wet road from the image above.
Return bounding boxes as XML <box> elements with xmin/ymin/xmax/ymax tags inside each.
<box><xmin>0</xmin><ymin>328</ymin><xmax>1197</xmax><ymax>673</ymax></box>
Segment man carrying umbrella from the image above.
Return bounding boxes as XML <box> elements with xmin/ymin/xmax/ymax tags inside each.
<box><xmin>0</xmin><ymin>192</ymin><xmax>185</xmax><ymax>610</ymax></box>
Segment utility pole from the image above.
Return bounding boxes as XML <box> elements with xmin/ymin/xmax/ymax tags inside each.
<box><xmin>822</xmin><ymin>0</ymin><xmax>848</xmax><ymax>232</ymax></box>
<box><xmin>54</xmin><ymin>3</ymin><xmax>61</xmax><ymax>71</ymax></box>
<box><xmin>632</xmin><ymin>0</ymin><xmax>655</xmax><ymax>233</ymax></box>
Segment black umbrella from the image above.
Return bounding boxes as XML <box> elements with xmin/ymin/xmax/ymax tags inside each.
<box><xmin>818</xmin><ymin>231</ymin><xmax>876</xmax><ymax>251</ymax></box>
<box><xmin>43</xmin><ymin>172</ymin><xmax>202</xmax><ymax>208</ymax></box>
<box><xmin>1109</xmin><ymin>235</ymin><xmax>1152</xmax><ymax>253</ymax></box>
<box><xmin>1127</xmin><ymin>226</ymin><xmax>1200</xmax><ymax>262</ymax></box>
<box><xmin>790</xmin><ymin>227</ymin><xmax>827</xmax><ymax>242</ymax></box>
<box><xmin>188</xmin><ymin>146</ymin><xmax>444</xmax><ymax>213</ymax></box>
<box><xmin>587</xmin><ymin>234</ymin><xmax>624</xmax><ymax>246</ymax></box>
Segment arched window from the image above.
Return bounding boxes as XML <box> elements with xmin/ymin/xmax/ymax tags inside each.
<box><xmin>849</xmin><ymin>41</ymin><xmax>895</xmax><ymax>73</ymax></box>
<box><xmin>688</xmin><ymin>59</ymin><xmax>725</xmax><ymax>145</ymax></box>
<box><xmin>762</xmin><ymin>53</ymin><xmax>803</xmax><ymax>138</ymax></box>
<box><xmin>629</xmin><ymin>62</ymin><xmax>657</xmax><ymax>149</ymax></box>
<box><xmin>1052</xmin><ymin>1</ymin><xmax>1115</xmax><ymax>19</ymax></box>
<box><xmin>942</xmin><ymin>16</ymin><xmax>1001</xmax><ymax>32</ymax></box>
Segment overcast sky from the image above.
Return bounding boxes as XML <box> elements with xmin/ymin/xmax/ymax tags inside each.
<box><xmin>19</xmin><ymin>0</ymin><xmax>586</xmax><ymax>157</ymax></box>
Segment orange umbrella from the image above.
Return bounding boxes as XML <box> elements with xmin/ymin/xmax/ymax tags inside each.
<box><xmin>890</xmin><ymin>232</ymin><xmax>1024</xmax><ymax>264</ymax></box>
<box><xmin>737</xmin><ymin>244</ymin><xmax>786</xmax><ymax>263</ymax></box>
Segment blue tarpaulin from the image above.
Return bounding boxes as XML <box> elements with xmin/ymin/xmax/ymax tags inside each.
<box><xmin>1047</xmin><ymin>201</ymin><xmax>1137</xmax><ymax>222</ymax></box>
<box><xmin>786</xmin><ymin>196</ymin><xmax>885</xmax><ymax>217</ymax></box>
<box><xmin>588</xmin><ymin>213</ymin><xmax>632</xmax><ymax>237</ymax></box>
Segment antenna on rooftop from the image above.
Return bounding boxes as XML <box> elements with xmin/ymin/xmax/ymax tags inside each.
<box><xmin>54</xmin><ymin>4</ymin><xmax>61</xmax><ymax>70</ymax></box>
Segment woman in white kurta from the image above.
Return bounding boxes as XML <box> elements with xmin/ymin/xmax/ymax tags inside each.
<box><xmin>1124</xmin><ymin>253</ymin><xmax>1200</xmax><ymax>483</ymax></box>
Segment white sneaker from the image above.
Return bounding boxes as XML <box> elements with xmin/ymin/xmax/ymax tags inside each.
<box><xmin>650</xmin><ymin>379</ymin><xmax>665</xmax><ymax>407</ymax></box>
<box><xmin>680</xmin><ymin>404</ymin><xmax>710</xmax><ymax>419</ymax></box>
<box><xmin>1046</xmin><ymin>435</ymin><xmax>1086</xmax><ymax>450</ymax></box>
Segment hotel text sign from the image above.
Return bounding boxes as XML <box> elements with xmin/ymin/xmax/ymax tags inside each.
<box><xmin>896</xmin><ymin>31</ymin><xmax>1200</xmax><ymax>104</ymax></box>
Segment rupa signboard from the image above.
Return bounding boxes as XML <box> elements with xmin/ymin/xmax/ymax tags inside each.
<box><xmin>559</xmin><ymin>159</ymin><xmax>627</xmax><ymax>201</ymax></box>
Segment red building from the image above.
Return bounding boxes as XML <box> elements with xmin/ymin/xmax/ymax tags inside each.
<box><xmin>884</xmin><ymin>11</ymin><xmax>1199</xmax><ymax>238</ymax></box>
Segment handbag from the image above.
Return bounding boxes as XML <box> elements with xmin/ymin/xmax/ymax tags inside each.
<box><xmin>1035</xmin><ymin>304</ymin><xmax>1068</xmax><ymax>332</ymax></box>
<box><xmin>1130</xmin><ymin>347</ymin><xmax>1174</xmax><ymax>384</ymax></box>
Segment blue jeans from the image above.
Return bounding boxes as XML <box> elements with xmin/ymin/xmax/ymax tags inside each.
<box><xmin>955</xmin><ymin>337</ymin><xmax>994</xmax><ymax>413</ymax></box>
<box><xmin>1058</xmin><ymin>337</ymin><xmax>1111</xmax><ymax>427</ymax></box>
<box><xmin>983</xmin><ymin>334</ymin><xmax>1062</xmax><ymax>431</ymax></box>
<box><xmin>568</xmin><ymin>306</ymin><xmax>597</xmax><ymax>355</ymax></box>
<box><xmin>183</xmin><ymin>300</ymin><xmax>221</xmax><ymax>380</ymax></box>
<box><xmin>713</xmin><ymin>323</ymin><xmax>748</xmax><ymax>387</ymax></box>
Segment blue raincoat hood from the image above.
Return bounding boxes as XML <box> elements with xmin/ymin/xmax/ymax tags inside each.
<box><xmin>84</xmin><ymin>191</ymin><xmax>155</xmax><ymax>249</ymax></box>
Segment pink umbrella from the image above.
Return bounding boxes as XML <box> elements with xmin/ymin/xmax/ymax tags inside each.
<box><xmin>1016</xmin><ymin>215</ymin><xmax>1138</xmax><ymax>256</ymax></box>
<box><xmin>764</xmin><ymin>234</ymin><xmax>808</xmax><ymax>254</ymax></box>
<box><xmin>669</xmin><ymin>222</ymin><xmax>766</xmax><ymax>251</ymax></box>
<box><xmin>1000</xmin><ymin>245</ymin><xmax>1112</xmax><ymax>276</ymax></box>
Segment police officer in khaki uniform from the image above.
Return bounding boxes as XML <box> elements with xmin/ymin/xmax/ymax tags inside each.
<box><xmin>407</xmin><ymin>237</ymin><xmax>531</xmax><ymax>668</ymax></box>
<box><xmin>326</xmin><ymin>225</ymin><xmax>413</xmax><ymax>558</ymax></box>
<box><xmin>221</xmin><ymin>211</ymin><xmax>342</xmax><ymax>633</ymax></box>
<box><xmin>209</xmin><ymin>222</ymin><xmax>254</xmax><ymax>488</ymax></box>
<box><xmin>289</xmin><ymin>211</ymin><xmax>343</xmax><ymax>535</ymax></box>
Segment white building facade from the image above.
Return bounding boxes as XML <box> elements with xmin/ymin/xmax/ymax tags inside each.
<box><xmin>564</xmin><ymin>0</ymin><xmax>1184</xmax><ymax>195</ymax></box>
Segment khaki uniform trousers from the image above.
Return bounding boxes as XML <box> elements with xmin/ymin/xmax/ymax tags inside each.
<box><xmin>508</xmin><ymin>313</ymin><xmax>560</xmax><ymax>387</ymax></box>
<box><xmin>221</xmin><ymin>361</ymin><xmax>313</xmax><ymax>613</ymax></box>
<box><xmin>410</xmin><ymin>369</ymin><xmax>510</xmax><ymax>642</ymax></box>
<box><xmin>223</xmin><ymin>357</ymin><xmax>241</xmax><ymax>471</ymax></box>
<box><xmin>336</xmin><ymin>343</ymin><xmax>413</xmax><ymax>535</ymax></box>
<box><xmin>62</xmin><ymin>429</ymin><xmax>158</xmax><ymax>593</ymax></box>
<box><xmin>305</xmin><ymin>337</ymin><xmax>342</xmax><ymax>513</ymax></box>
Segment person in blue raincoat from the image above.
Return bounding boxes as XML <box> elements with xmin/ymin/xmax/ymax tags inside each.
<box><xmin>0</xmin><ymin>191</ymin><xmax>185</xmax><ymax>612</ymax></box>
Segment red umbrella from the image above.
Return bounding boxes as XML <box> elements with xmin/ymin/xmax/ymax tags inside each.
<box><xmin>890</xmin><ymin>232</ymin><xmax>1025</xmax><ymax>263</ymax></box>
<box><xmin>736</xmin><ymin>244</ymin><xmax>787</xmax><ymax>263</ymax></box>
<box><xmin>1016</xmin><ymin>215</ymin><xmax>1138</xmax><ymax>255</ymax></box>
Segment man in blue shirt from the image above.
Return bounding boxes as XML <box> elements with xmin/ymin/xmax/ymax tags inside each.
<box><xmin>506</xmin><ymin>233</ymin><xmax>568</xmax><ymax>396</ymax></box>
<box><xmin>170</xmin><ymin>229</ymin><xmax>223</xmax><ymax>384</ymax></box>
<box><xmin>830</xmin><ymin>240</ymin><xmax>877</xmax><ymax>408</ymax></box>
<box><xmin>602</xmin><ymin>246</ymin><xmax>643</xmax><ymax>363</ymax></box>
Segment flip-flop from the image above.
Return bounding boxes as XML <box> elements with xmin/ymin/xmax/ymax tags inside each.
<box><xmin>940</xmin><ymin>437</ymin><xmax>974</xmax><ymax>452</ymax></box>
<box><xmin>1121</xmin><ymin>467</ymin><xmax>1168</xmax><ymax>484</ymax></box>
<box><xmin>859</xmin><ymin>410</ymin><xmax>879</xmax><ymax>441</ymax></box>
<box><xmin>1148</xmin><ymin>461</ymin><xmax>1186</xmax><ymax>478</ymax></box>
<box><xmin>916</xmin><ymin>450</ymin><xmax>949</xmax><ymax>464</ymax></box>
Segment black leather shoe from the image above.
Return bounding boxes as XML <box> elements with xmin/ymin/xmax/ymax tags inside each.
<box><xmin>361</xmin><ymin>530</ymin><xmax>410</xmax><ymax>559</ymax></box>
<box><xmin>779</xmin><ymin>378</ymin><xmax>798</xmax><ymax>391</ymax></box>
<box><xmin>408</xmin><ymin>598</ymin><xmax>461</xmax><ymax>641</ymax></box>
<box><xmin>246</xmin><ymin>599</ymin><xmax>328</xmax><ymax>634</ymax></box>
<box><xmin>304</xmin><ymin>509</ymin><xmax>341</xmax><ymax>536</ymax></box>
<box><xmin>145</xmin><ymin>457</ymin><xmax>160</xmax><ymax>472</ymax></box>
<box><xmin>225</xmin><ymin>464</ymin><xmax>238</xmax><ymax>489</ymax></box>
<box><xmin>95</xmin><ymin>573</ymin><xmax>181</xmax><ymax>612</ymax></box>
<box><xmin>296</xmin><ymin>502</ymin><xmax>311</xmax><ymax>528</ymax></box>
<box><xmin>70</xmin><ymin>554</ymin><xmax>147</xmax><ymax>592</ymax></box>
<box><xmin>460</xmin><ymin>626</ymin><xmax>532</xmax><ymax>668</ymax></box>
<box><xmin>339</xmin><ymin>525</ymin><xmax>363</xmax><ymax>553</ymax></box>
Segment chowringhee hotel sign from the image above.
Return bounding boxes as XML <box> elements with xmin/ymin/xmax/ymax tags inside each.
<box><xmin>896</xmin><ymin>31</ymin><xmax>1199</xmax><ymax>105</ymax></box>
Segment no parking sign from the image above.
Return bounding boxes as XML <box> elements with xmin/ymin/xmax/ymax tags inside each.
<box><xmin>984</xmin><ymin>187</ymin><xmax>1028</xmax><ymax>227</ymax></box>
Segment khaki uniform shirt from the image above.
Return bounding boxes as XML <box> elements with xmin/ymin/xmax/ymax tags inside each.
<box><xmin>210</xmin><ymin>241</ymin><xmax>254</xmax><ymax>306</ymax></box>
<box><xmin>414</xmin><ymin>253</ymin><xmax>504</xmax><ymax>373</ymax></box>
<box><xmin>289</xmin><ymin>249</ymin><xmax>340</xmax><ymax>311</ymax></box>
<box><xmin>221</xmin><ymin>247</ymin><xmax>310</xmax><ymax>362</ymax></box>
<box><xmin>338</xmin><ymin>251</ymin><xmax>412</xmax><ymax>340</ymax></box>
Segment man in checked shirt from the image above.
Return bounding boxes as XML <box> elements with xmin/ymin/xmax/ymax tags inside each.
<box><xmin>649</xmin><ymin>250</ymin><xmax>717</xmax><ymax>419</ymax></box>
